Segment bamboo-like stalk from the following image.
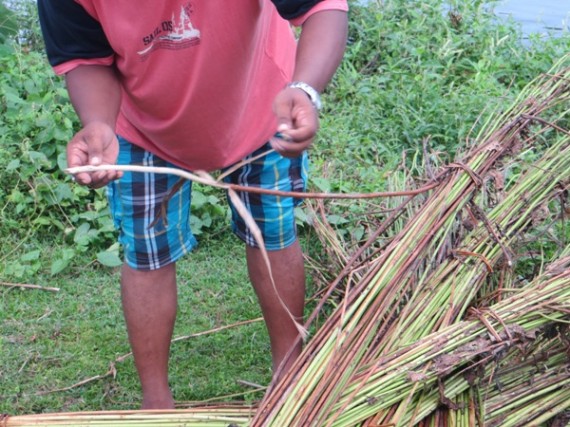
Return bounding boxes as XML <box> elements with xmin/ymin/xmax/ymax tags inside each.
<box><xmin>2</xmin><ymin>407</ymin><xmax>255</xmax><ymax>426</ymax></box>
<box><xmin>65</xmin><ymin>164</ymin><xmax>440</xmax><ymax>201</ymax></box>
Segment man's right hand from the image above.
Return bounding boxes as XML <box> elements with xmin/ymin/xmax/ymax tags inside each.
<box><xmin>67</xmin><ymin>121</ymin><xmax>122</xmax><ymax>188</ymax></box>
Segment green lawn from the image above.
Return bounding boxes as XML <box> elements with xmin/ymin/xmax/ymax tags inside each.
<box><xmin>0</xmin><ymin>234</ymin><xmax>277</xmax><ymax>413</ymax></box>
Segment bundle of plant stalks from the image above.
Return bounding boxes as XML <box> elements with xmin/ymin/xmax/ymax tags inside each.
<box><xmin>338</xmin><ymin>145</ymin><xmax>570</xmax><ymax>426</ymax></box>
<box><xmin>332</xmin><ymin>267</ymin><xmax>570</xmax><ymax>426</ymax></box>
<box><xmin>400</xmin><ymin>335</ymin><xmax>570</xmax><ymax>427</ymax></box>
<box><xmin>252</xmin><ymin>55</ymin><xmax>570</xmax><ymax>427</ymax></box>
<box><xmin>363</xmin><ymin>281</ymin><xmax>570</xmax><ymax>427</ymax></box>
<box><xmin>364</xmin><ymin>333</ymin><xmax>570</xmax><ymax>427</ymax></box>
<box><xmin>350</xmin><ymin>111</ymin><xmax>570</xmax><ymax>425</ymax></box>
<box><xmin>256</xmin><ymin>248</ymin><xmax>570</xmax><ymax>426</ymax></box>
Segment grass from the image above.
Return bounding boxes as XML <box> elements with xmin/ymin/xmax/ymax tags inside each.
<box><xmin>0</xmin><ymin>234</ymin><xmax>275</xmax><ymax>414</ymax></box>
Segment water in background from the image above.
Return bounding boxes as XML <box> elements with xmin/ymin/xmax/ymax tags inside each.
<box><xmin>493</xmin><ymin>0</ymin><xmax>570</xmax><ymax>39</ymax></box>
<box><xmin>357</xmin><ymin>1</ymin><xmax>570</xmax><ymax>39</ymax></box>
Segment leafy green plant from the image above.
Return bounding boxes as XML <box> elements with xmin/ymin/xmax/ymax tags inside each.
<box><xmin>0</xmin><ymin>49</ymin><xmax>94</xmax><ymax>276</ymax></box>
<box><xmin>0</xmin><ymin>19</ymin><xmax>230</xmax><ymax>277</ymax></box>
<box><xmin>308</xmin><ymin>0</ymin><xmax>569</xmax><ymax>243</ymax></box>
<box><xmin>0</xmin><ymin>2</ymin><xmax>17</xmax><ymax>46</ymax></box>
<box><xmin>1</xmin><ymin>0</ymin><xmax>44</xmax><ymax>52</ymax></box>
<box><xmin>1</xmin><ymin>0</ymin><xmax>569</xmax><ymax>276</ymax></box>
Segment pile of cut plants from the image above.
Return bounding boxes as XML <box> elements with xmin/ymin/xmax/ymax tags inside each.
<box><xmin>253</xmin><ymin>55</ymin><xmax>570</xmax><ymax>427</ymax></box>
<box><xmin>3</xmin><ymin>58</ymin><xmax>570</xmax><ymax>427</ymax></box>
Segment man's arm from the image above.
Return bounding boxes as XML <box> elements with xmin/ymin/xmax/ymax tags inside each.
<box><xmin>293</xmin><ymin>10</ymin><xmax>348</xmax><ymax>92</ymax></box>
<box><xmin>271</xmin><ymin>9</ymin><xmax>348</xmax><ymax>157</ymax></box>
<box><xmin>38</xmin><ymin>0</ymin><xmax>120</xmax><ymax>187</ymax></box>
<box><xmin>65</xmin><ymin>65</ymin><xmax>123</xmax><ymax>187</ymax></box>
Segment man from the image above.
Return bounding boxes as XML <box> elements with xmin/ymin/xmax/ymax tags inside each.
<box><xmin>38</xmin><ymin>0</ymin><xmax>348</xmax><ymax>409</ymax></box>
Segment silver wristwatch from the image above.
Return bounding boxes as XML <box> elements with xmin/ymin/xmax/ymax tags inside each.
<box><xmin>287</xmin><ymin>81</ymin><xmax>322</xmax><ymax>111</ymax></box>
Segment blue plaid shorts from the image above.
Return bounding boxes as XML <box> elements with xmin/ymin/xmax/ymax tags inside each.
<box><xmin>107</xmin><ymin>136</ymin><xmax>308</xmax><ymax>270</ymax></box>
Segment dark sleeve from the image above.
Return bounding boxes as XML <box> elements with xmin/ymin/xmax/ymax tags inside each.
<box><xmin>37</xmin><ymin>0</ymin><xmax>114</xmax><ymax>68</ymax></box>
<box><xmin>270</xmin><ymin>0</ymin><xmax>324</xmax><ymax>20</ymax></box>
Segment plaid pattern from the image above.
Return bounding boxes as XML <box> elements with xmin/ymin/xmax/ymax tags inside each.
<box><xmin>107</xmin><ymin>137</ymin><xmax>196</xmax><ymax>270</ymax></box>
<box><xmin>223</xmin><ymin>142</ymin><xmax>308</xmax><ymax>250</ymax></box>
<box><xmin>107</xmin><ymin>137</ymin><xmax>308</xmax><ymax>270</ymax></box>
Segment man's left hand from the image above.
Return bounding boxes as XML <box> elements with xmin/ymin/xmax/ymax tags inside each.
<box><xmin>270</xmin><ymin>86</ymin><xmax>319</xmax><ymax>158</ymax></box>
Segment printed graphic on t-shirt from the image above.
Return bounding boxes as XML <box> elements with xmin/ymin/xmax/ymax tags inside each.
<box><xmin>137</xmin><ymin>3</ymin><xmax>200</xmax><ymax>58</ymax></box>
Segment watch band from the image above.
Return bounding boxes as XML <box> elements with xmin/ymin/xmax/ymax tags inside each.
<box><xmin>287</xmin><ymin>81</ymin><xmax>322</xmax><ymax>111</ymax></box>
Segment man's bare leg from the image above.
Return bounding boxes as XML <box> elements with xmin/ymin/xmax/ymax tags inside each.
<box><xmin>246</xmin><ymin>241</ymin><xmax>305</xmax><ymax>381</ymax></box>
<box><xmin>121</xmin><ymin>263</ymin><xmax>177</xmax><ymax>409</ymax></box>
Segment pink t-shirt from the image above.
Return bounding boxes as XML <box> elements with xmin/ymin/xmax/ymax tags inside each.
<box><xmin>49</xmin><ymin>1</ymin><xmax>348</xmax><ymax>171</ymax></box>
